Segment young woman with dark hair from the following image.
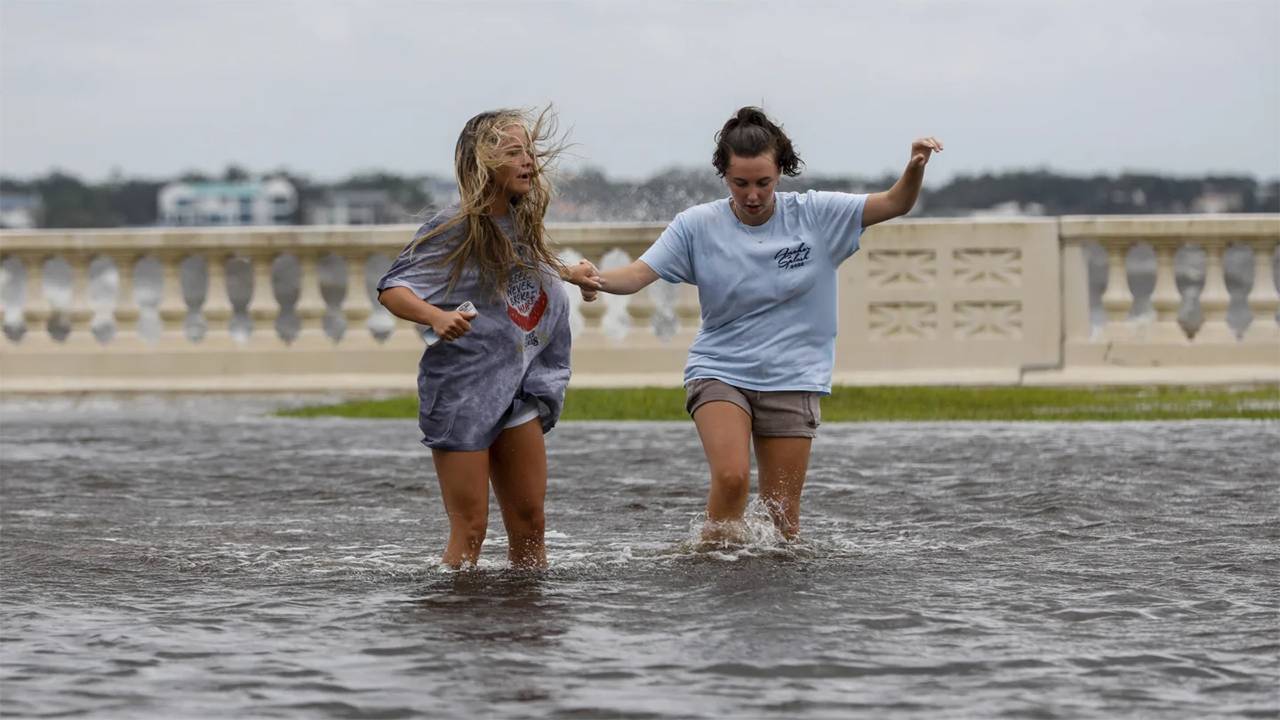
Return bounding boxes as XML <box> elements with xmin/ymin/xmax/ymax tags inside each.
<box><xmin>584</xmin><ymin>106</ymin><xmax>942</xmax><ymax>543</ymax></box>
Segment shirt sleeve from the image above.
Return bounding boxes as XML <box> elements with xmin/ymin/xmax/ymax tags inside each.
<box><xmin>638</xmin><ymin>211</ymin><xmax>696</xmax><ymax>285</ymax></box>
<box><xmin>808</xmin><ymin>190</ymin><xmax>868</xmax><ymax>265</ymax></box>
<box><xmin>376</xmin><ymin>222</ymin><xmax>458</xmax><ymax>299</ymax></box>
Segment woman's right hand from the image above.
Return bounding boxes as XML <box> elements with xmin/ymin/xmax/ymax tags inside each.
<box><xmin>430</xmin><ymin>308</ymin><xmax>477</xmax><ymax>342</ymax></box>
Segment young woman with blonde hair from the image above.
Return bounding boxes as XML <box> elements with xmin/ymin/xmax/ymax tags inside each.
<box><xmin>378</xmin><ymin>108</ymin><xmax>600</xmax><ymax>569</ymax></box>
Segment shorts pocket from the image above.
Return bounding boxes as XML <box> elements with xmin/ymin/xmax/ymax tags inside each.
<box><xmin>806</xmin><ymin>394</ymin><xmax>821</xmax><ymax>428</ymax></box>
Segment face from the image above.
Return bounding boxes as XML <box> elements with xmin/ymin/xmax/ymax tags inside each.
<box><xmin>491</xmin><ymin>124</ymin><xmax>535</xmax><ymax>199</ymax></box>
<box><xmin>725</xmin><ymin>152</ymin><xmax>779</xmax><ymax>225</ymax></box>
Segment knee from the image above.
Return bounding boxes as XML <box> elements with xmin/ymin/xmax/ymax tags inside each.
<box><xmin>451</xmin><ymin>512</ymin><xmax>488</xmax><ymax>547</ymax></box>
<box><xmin>506</xmin><ymin>504</ymin><xmax>546</xmax><ymax>538</ymax></box>
<box><xmin>710</xmin><ymin>467</ymin><xmax>751</xmax><ymax>498</ymax></box>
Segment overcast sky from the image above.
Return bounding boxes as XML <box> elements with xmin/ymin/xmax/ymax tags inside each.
<box><xmin>2</xmin><ymin>0</ymin><xmax>1277</xmax><ymax>183</ymax></box>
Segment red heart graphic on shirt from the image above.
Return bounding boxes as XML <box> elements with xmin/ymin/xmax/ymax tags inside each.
<box><xmin>506</xmin><ymin>269</ymin><xmax>548</xmax><ymax>332</ymax></box>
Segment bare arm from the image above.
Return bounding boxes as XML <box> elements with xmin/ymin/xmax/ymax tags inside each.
<box><xmin>862</xmin><ymin>136</ymin><xmax>944</xmax><ymax>228</ymax></box>
<box><xmin>377</xmin><ymin>286</ymin><xmax>475</xmax><ymax>341</ymax></box>
<box><xmin>590</xmin><ymin>260</ymin><xmax>660</xmax><ymax>298</ymax></box>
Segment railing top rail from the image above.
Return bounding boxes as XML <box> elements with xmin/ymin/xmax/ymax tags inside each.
<box><xmin>1060</xmin><ymin>214</ymin><xmax>1280</xmax><ymax>240</ymax></box>
<box><xmin>3</xmin><ymin>215</ymin><xmax>1276</xmax><ymax>253</ymax></box>
<box><xmin>0</xmin><ymin>222</ymin><xmax>672</xmax><ymax>253</ymax></box>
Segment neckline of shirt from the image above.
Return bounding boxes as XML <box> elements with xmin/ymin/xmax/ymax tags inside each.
<box><xmin>723</xmin><ymin>194</ymin><xmax>780</xmax><ymax>236</ymax></box>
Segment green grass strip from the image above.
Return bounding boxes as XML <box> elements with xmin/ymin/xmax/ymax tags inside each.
<box><xmin>279</xmin><ymin>384</ymin><xmax>1279</xmax><ymax>422</ymax></box>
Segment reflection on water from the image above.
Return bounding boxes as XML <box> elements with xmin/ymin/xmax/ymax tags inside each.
<box><xmin>1</xmin><ymin>398</ymin><xmax>1276</xmax><ymax>719</ymax></box>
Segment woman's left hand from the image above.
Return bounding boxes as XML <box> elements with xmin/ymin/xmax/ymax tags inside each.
<box><xmin>910</xmin><ymin>137</ymin><xmax>944</xmax><ymax>169</ymax></box>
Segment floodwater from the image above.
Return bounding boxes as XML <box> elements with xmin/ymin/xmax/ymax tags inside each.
<box><xmin>1</xmin><ymin>397</ymin><xmax>1277</xmax><ymax>718</ymax></box>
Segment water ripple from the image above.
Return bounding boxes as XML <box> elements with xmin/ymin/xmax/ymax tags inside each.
<box><xmin>1</xmin><ymin>401</ymin><xmax>1276</xmax><ymax>719</ymax></box>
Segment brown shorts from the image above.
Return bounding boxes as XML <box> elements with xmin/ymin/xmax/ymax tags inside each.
<box><xmin>684</xmin><ymin>378</ymin><xmax>822</xmax><ymax>438</ymax></box>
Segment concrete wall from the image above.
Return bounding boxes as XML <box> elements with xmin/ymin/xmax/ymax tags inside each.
<box><xmin>1</xmin><ymin>216</ymin><xmax>1276</xmax><ymax>393</ymax></box>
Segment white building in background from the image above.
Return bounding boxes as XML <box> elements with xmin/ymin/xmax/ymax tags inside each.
<box><xmin>0</xmin><ymin>193</ymin><xmax>41</xmax><ymax>229</ymax></box>
<box><xmin>306</xmin><ymin>189</ymin><xmax>403</xmax><ymax>225</ymax></box>
<box><xmin>1191</xmin><ymin>190</ymin><xmax>1246</xmax><ymax>214</ymax></box>
<box><xmin>158</xmin><ymin>178</ymin><xmax>297</xmax><ymax>226</ymax></box>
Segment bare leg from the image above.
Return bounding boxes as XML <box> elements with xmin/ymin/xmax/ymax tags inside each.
<box><xmin>755</xmin><ymin>435</ymin><xmax>812</xmax><ymax>540</ymax></box>
<box><xmin>488</xmin><ymin>419</ymin><xmax>548</xmax><ymax>569</ymax></box>
<box><xmin>430</xmin><ymin>448</ymin><xmax>490</xmax><ymax>568</ymax></box>
<box><xmin>692</xmin><ymin>401</ymin><xmax>753</xmax><ymax>543</ymax></box>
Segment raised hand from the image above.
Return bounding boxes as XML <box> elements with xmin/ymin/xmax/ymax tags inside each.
<box><xmin>910</xmin><ymin>136</ymin><xmax>944</xmax><ymax>169</ymax></box>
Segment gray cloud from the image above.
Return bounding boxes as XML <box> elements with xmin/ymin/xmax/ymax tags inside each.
<box><xmin>2</xmin><ymin>0</ymin><xmax>1277</xmax><ymax>181</ymax></box>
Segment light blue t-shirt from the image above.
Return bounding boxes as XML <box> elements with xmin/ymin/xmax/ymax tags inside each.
<box><xmin>639</xmin><ymin>190</ymin><xmax>867</xmax><ymax>394</ymax></box>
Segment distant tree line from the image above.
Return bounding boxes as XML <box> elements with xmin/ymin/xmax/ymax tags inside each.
<box><xmin>2</xmin><ymin>165</ymin><xmax>1275</xmax><ymax>228</ymax></box>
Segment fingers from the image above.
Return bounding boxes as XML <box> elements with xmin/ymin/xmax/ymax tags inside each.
<box><xmin>440</xmin><ymin>312</ymin><xmax>473</xmax><ymax>342</ymax></box>
<box><xmin>571</xmin><ymin>259</ymin><xmax>602</xmax><ymax>289</ymax></box>
<box><xmin>915</xmin><ymin>136</ymin><xmax>944</xmax><ymax>152</ymax></box>
<box><xmin>908</xmin><ymin>136</ymin><xmax>943</xmax><ymax>169</ymax></box>
<box><xmin>571</xmin><ymin>272</ymin><xmax>602</xmax><ymax>289</ymax></box>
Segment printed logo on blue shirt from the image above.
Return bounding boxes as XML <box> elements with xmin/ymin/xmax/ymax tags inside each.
<box><xmin>774</xmin><ymin>242</ymin><xmax>811</xmax><ymax>270</ymax></box>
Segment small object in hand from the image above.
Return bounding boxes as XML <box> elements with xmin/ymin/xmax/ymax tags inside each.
<box><xmin>424</xmin><ymin>301</ymin><xmax>478</xmax><ymax>347</ymax></box>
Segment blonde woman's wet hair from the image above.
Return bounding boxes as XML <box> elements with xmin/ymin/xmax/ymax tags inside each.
<box><xmin>414</xmin><ymin>106</ymin><xmax>568</xmax><ymax>299</ymax></box>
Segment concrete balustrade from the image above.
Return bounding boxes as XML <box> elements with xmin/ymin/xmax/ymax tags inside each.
<box><xmin>1</xmin><ymin>215</ymin><xmax>1276</xmax><ymax>393</ymax></box>
<box><xmin>1058</xmin><ymin>215</ymin><xmax>1279</xmax><ymax>383</ymax></box>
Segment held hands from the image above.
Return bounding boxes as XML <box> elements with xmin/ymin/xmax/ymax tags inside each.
<box><xmin>429</xmin><ymin>308</ymin><xmax>477</xmax><ymax>343</ymax></box>
<box><xmin>910</xmin><ymin>136</ymin><xmax>944</xmax><ymax>170</ymax></box>
<box><xmin>564</xmin><ymin>259</ymin><xmax>602</xmax><ymax>303</ymax></box>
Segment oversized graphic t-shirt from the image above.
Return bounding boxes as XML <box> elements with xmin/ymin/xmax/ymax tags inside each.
<box><xmin>377</xmin><ymin>206</ymin><xmax>571</xmax><ymax>451</ymax></box>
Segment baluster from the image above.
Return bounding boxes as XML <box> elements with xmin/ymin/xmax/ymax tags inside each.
<box><xmin>339</xmin><ymin>251</ymin><xmax>373</xmax><ymax>339</ymax></box>
<box><xmin>132</xmin><ymin>255</ymin><xmax>164</xmax><ymax>343</ymax></box>
<box><xmin>296</xmin><ymin>251</ymin><xmax>327</xmax><ymax>337</ymax></box>
<box><xmin>203</xmin><ymin>251</ymin><xmax>233</xmax><ymax>329</ymax></box>
<box><xmin>1245</xmin><ymin>240</ymin><xmax>1279</xmax><ymax>342</ymax></box>
<box><xmin>247</xmin><ymin>250</ymin><xmax>276</xmax><ymax>339</ymax></box>
<box><xmin>158</xmin><ymin>252</ymin><xmax>189</xmax><ymax>339</ymax></box>
<box><xmin>1148</xmin><ymin>240</ymin><xmax>1188</xmax><ymax>343</ymax></box>
<box><xmin>67</xmin><ymin>253</ymin><xmax>93</xmax><ymax>338</ymax></box>
<box><xmin>41</xmin><ymin>257</ymin><xmax>74</xmax><ymax>341</ymax></box>
<box><xmin>0</xmin><ymin>255</ymin><xmax>28</xmax><ymax>342</ymax></box>
<box><xmin>1195</xmin><ymin>240</ymin><xmax>1234</xmax><ymax>343</ymax></box>
<box><xmin>1099</xmin><ymin>239</ymin><xmax>1135</xmax><ymax>340</ymax></box>
<box><xmin>364</xmin><ymin>252</ymin><xmax>395</xmax><ymax>342</ymax></box>
<box><xmin>21</xmin><ymin>253</ymin><xmax>48</xmax><ymax>338</ymax></box>
<box><xmin>87</xmin><ymin>254</ymin><xmax>119</xmax><ymax>344</ymax></box>
<box><xmin>179</xmin><ymin>254</ymin><xmax>209</xmax><ymax>343</ymax></box>
<box><xmin>110</xmin><ymin>252</ymin><xmax>138</xmax><ymax>340</ymax></box>
<box><xmin>317</xmin><ymin>252</ymin><xmax>347</xmax><ymax>343</ymax></box>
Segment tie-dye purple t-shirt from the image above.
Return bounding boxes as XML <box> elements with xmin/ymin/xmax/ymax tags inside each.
<box><xmin>377</xmin><ymin>206</ymin><xmax>571</xmax><ymax>451</ymax></box>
